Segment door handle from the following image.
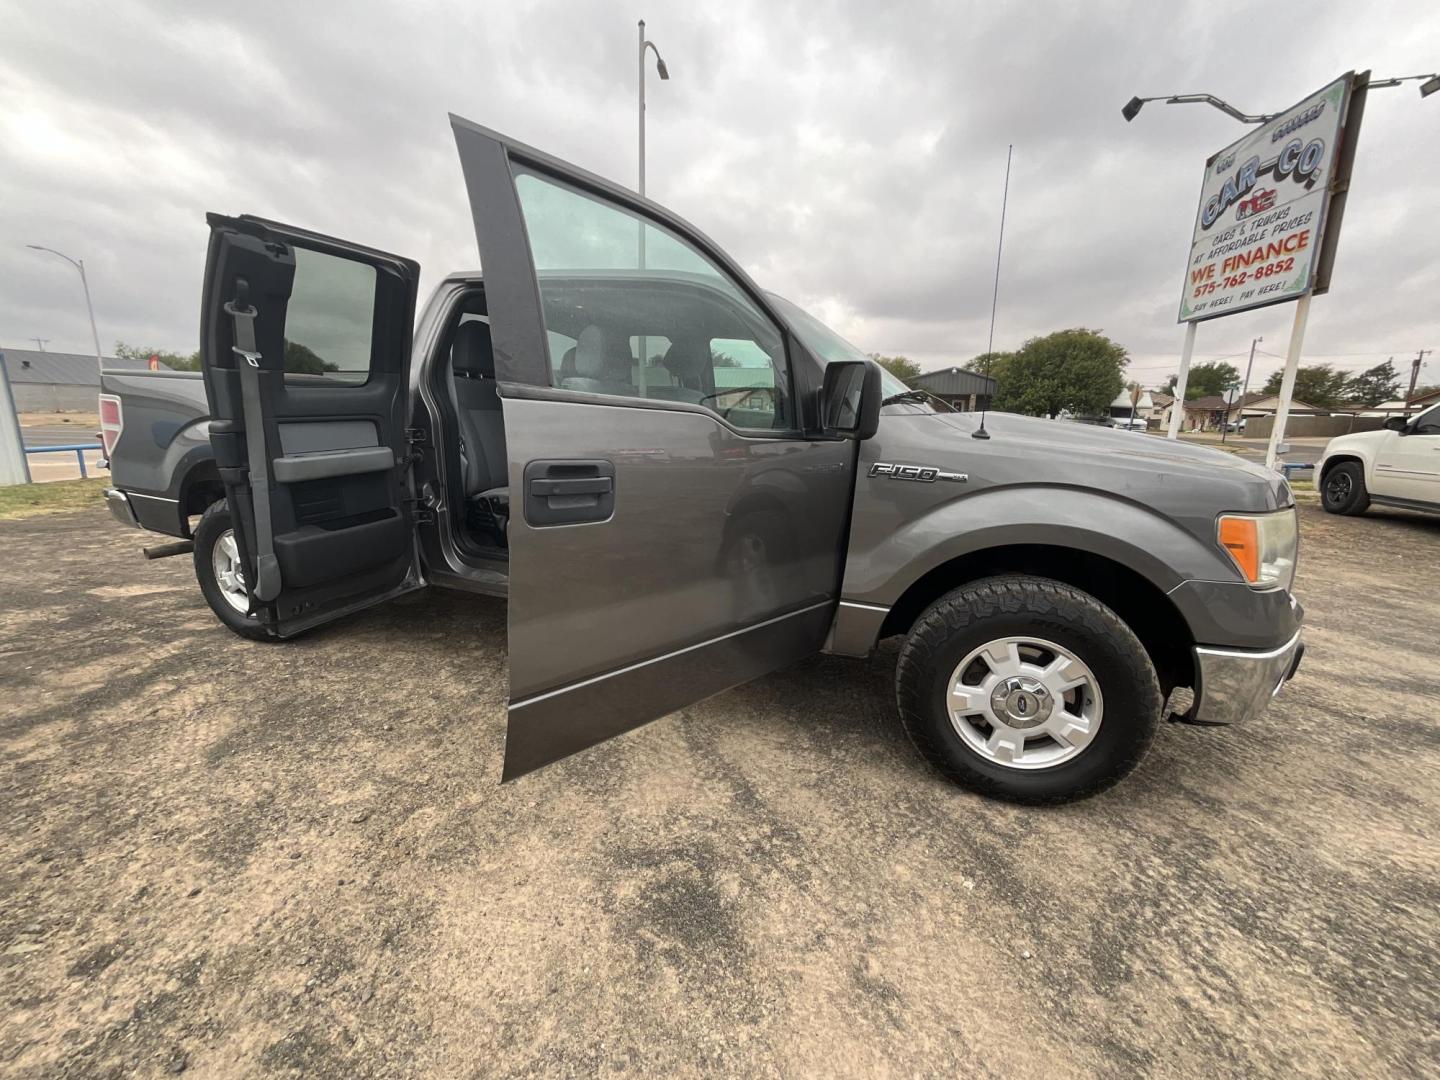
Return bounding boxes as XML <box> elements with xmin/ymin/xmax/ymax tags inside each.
<box><xmin>529</xmin><ymin>476</ymin><xmax>614</xmax><ymax>497</ymax></box>
<box><xmin>523</xmin><ymin>459</ymin><xmax>616</xmax><ymax>527</ymax></box>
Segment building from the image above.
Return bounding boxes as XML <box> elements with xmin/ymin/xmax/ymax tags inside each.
<box><xmin>1364</xmin><ymin>388</ymin><xmax>1440</xmax><ymax>416</ymax></box>
<box><xmin>1</xmin><ymin>347</ymin><xmax>148</xmax><ymax>412</ymax></box>
<box><xmin>1179</xmin><ymin>392</ymin><xmax>1323</xmax><ymax>432</ymax></box>
<box><xmin>1109</xmin><ymin>388</ymin><xmax>1154</xmax><ymax>425</ymax></box>
<box><xmin>911</xmin><ymin>367</ymin><xmax>996</xmax><ymax>411</ymax></box>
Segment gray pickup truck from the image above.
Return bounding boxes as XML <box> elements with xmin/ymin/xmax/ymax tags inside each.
<box><xmin>101</xmin><ymin>116</ymin><xmax>1304</xmax><ymax>803</ymax></box>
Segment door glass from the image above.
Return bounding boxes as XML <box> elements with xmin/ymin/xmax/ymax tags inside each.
<box><xmin>283</xmin><ymin>247</ymin><xmax>377</xmax><ymax>385</ymax></box>
<box><xmin>513</xmin><ymin>169</ymin><xmax>791</xmax><ymax>430</ymax></box>
<box><xmin>1413</xmin><ymin>406</ymin><xmax>1440</xmax><ymax>436</ymax></box>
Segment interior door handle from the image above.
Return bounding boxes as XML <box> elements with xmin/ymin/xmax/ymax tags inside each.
<box><xmin>523</xmin><ymin>459</ymin><xmax>616</xmax><ymax>527</ymax></box>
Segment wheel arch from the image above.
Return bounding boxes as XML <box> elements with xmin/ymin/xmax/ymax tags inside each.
<box><xmin>877</xmin><ymin>544</ymin><xmax>1196</xmax><ymax>697</ymax></box>
<box><xmin>178</xmin><ymin>456</ymin><xmax>226</xmax><ymax>531</ymax></box>
<box><xmin>1318</xmin><ymin>452</ymin><xmax>1365</xmax><ymax>484</ymax></box>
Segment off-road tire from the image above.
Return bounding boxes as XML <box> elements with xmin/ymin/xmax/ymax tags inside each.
<box><xmin>1320</xmin><ymin>461</ymin><xmax>1369</xmax><ymax>516</ymax></box>
<box><xmin>895</xmin><ymin>574</ymin><xmax>1161</xmax><ymax>804</ymax></box>
<box><xmin>193</xmin><ymin>500</ymin><xmax>274</xmax><ymax>642</ymax></box>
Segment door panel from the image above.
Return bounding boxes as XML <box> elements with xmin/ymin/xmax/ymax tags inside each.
<box><xmin>451</xmin><ymin>116</ymin><xmax>854</xmax><ymax>779</ymax></box>
<box><xmin>200</xmin><ymin>214</ymin><xmax>422</xmax><ymax>637</ymax></box>
<box><xmin>503</xmin><ymin>394</ymin><xmax>851</xmax><ymax>702</ymax></box>
<box><xmin>1375</xmin><ymin>408</ymin><xmax>1440</xmax><ymax>503</ymax></box>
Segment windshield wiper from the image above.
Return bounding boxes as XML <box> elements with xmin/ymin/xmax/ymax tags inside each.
<box><xmin>881</xmin><ymin>389</ymin><xmax>933</xmax><ymax>406</ymax></box>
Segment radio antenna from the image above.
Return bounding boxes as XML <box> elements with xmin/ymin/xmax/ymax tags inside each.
<box><xmin>974</xmin><ymin>143</ymin><xmax>1012</xmax><ymax>440</ymax></box>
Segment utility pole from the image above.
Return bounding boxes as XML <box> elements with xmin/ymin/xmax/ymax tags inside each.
<box><xmin>1408</xmin><ymin>348</ymin><xmax>1432</xmax><ymax>405</ymax></box>
<box><xmin>1223</xmin><ymin>335</ymin><xmax>1261</xmax><ymax>444</ymax></box>
<box><xmin>31</xmin><ymin>338</ymin><xmax>48</xmax><ymax>352</ymax></box>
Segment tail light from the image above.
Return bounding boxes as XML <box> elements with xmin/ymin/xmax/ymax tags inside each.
<box><xmin>98</xmin><ymin>394</ymin><xmax>123</xmax><ymax>458</ymax></box>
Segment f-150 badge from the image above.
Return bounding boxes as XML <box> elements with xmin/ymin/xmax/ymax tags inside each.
<box><xmin>869</xmin><ymin>462</ymin><xmax>968</xmax><ymax>483</ymax></box>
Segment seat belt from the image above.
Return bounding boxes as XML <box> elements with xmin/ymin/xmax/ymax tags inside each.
<box><xmin>222</xmin><ymin>295</ymin><xmax>283</xmax><ymax>602</ymax></box>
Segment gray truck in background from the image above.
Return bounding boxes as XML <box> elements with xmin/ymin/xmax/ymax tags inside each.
<box><xmin>100</xmin><ymin>116</ymin><xmax>1304</xmax><ymax>803</ymax></box>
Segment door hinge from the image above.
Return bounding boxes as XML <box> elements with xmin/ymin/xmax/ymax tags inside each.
<box><xmin>404</xmin><ymin>427</ymin><xmax>427</xmax><ymax>444</ymax></box>
<box><xmin>406</xmin><ymin>484</ymin><xmax>440</xmax><ymax>526</ymax></box>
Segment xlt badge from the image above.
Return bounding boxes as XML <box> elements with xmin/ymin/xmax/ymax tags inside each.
<box><xmin>869</xmin><ymin>462</ymin><xmax>968</xmax><ymax>483</ymax></box>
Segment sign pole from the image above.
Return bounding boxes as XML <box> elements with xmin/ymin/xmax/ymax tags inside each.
<box><xmin>0</xmin><ymin>354</ymin><xmax>33</xmax><ymax>486</ymax></box>
<box><xmin>1167</xmin><ymin>321</ymin><xmax>1198</xmax><ymax>439</ymax></box>
<box><xmin>1265</xmin><ymin>293</ymin><xmax>1312</xmax><ymax>470</ymax></box>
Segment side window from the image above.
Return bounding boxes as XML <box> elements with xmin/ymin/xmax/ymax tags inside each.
<box><xmin>512</xmin><ymin>169</ymin><xmax>792</xmax><ymax>430</ymax></box>
<box><xmin>1414</xmin><ymin>406</ymin><xmax>1440</xmax><ymax>436</ymax></box>
<box><xmin>283</xmin><ymin>247</ymin><xmax>376</xmax><ymax>385</ymax></box>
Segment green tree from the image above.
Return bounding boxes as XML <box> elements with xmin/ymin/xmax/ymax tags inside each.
<box><xmin>1343</xmin><ymin>361</ymin><xmax>1401</xmax><ymax>406</ymax></box>
<box><xmin>1164</xmin><ymin>361</ymin><xmax>1240</xmax><ymax>400</ymax></box>
<box><xmin>114</xmin><ymin>341</ymin><xmax>201</xmax><ymax>371</ymax></box>
<box><xmin>993</xmin><ymin>329</ymin><xmax>1127</xmax><ymax>419</ymax></box>
<box><xmin>282</xmin><ymin>340</ymin><xmax>339</xmax><ymax>375</ymax></box>
<box><xmin>869</xmin><ymin>353</ymin><xmax>922</xmax><ymax>385</ymax></box>
<box><xmin>964</xmin><ymin>351</ymin><xmax>1015</xmax><ymax>379</ymax></box>
<box><xmin>1262</xmin><ymin>363</ymin><xmax>1350</xmax><ymax>406</ymax></box>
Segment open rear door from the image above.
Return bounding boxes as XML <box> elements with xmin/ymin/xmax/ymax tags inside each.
<box><xmin>451</xmin><ymin>117</ymin><xmax>856</xmax><ymax>779</ymax></box>
<box><xmin>200</xmin><ymin>215</ymin><xmax>422</xmax><ymax>638</ymax></box>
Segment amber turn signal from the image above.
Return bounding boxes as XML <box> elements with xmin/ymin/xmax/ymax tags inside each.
<box><xmin>1218</xmin><ymin>515</ymin><xmax>1260</xmax><ymax>583</ymax></box>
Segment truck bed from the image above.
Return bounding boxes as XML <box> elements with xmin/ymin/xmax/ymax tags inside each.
<box><xmin>99</xmin><ymin>368</ymin><xmax>214</xmax><ymax>537</ymax></box>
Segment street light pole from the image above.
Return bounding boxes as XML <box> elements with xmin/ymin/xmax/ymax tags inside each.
<box><xmin>637</xmin><ymin>20</ymin><xmax>669</xmax><ymax>201</ymax></box>
<box><xmin>636</xmin><ymin>20</ymin><xmax>669</xmax><ymax>388</ymax></box>
<box><xmin>639</xmin><ymin>20</ymin><xmax>648</xmax><ymax>200</ymax></box>
<box><xmin>27</xmin><ymin>245</ymin><xmax>105</xmax><ymax>376</ymax></box>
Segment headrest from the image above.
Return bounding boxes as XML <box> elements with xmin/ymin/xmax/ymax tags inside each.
<box><xmin>574</xmin><ymin>325</ymin><xmax>607</xmax><ymax>377</ymax></box>
<box><xmin>453</xmin><ymin>320</ymin><xmax>495</xmax><ymax>378</ymax></box>
<box><xmin>663</xmin><ymin>338</ymin><xmax>709</xmax><ymax>378</ymax></box>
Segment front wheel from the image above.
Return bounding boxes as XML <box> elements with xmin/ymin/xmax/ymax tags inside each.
<box><xmin>895</xmin><ymin>575</ymin><xmax>1161</xmax><ymax>804</ymax></box>
<box><xmin>1321</xmin><ymin>461</ymin><xmax>1369</xmax><ymax>515</ymax></box>
<box><xmin>193</xmin><ymin>501</ymin><xmax>274</xmax><ymax>642</ymax></box>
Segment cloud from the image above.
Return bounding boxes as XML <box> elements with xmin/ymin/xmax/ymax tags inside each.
<box><xmin>1</xmin><ymin>0</ymin><xmax>1436</xmax><ymax>389</ymax></box>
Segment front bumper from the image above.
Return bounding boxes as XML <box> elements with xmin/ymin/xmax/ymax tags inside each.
<box><xmin>1190</xmin><ymin>629</ymin><xmax>1304</xmax><ymax>725</ymax></box>
<box><xmin>105</xmin><ymin>488</ymin><xmax>140</xmax><ymax>529</ymax></box>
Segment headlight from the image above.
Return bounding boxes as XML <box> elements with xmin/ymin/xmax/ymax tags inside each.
<box><xmin>1217</xmin><ymin>509</ymin><xmax>1298</xmax><ymax>591</ymax></box>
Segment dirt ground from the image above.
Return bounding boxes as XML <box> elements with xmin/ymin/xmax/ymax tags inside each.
<box><xmin>2</xmin><ymin>498</ymin><xmax>1437</xmax><ymax>1079</ymax></box>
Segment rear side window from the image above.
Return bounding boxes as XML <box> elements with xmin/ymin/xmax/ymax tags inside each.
<box><xmin>512</xmin><ymin>170</ymin><xmax>792</xmax><ymax>431</ymax></box>
<box><xmin>283</xmin><ymin>247</ymin><xmax>376</xmax><ymax>385</ymax></box>
<box><xmin>1415</xmin><ymin>406</ymin><xmax>1440</xmax><ymax>435</ymax></box>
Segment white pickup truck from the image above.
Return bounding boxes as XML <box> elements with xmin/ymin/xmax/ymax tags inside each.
<box><xmin>1318</xmin><ymin>403</ymin><xmax>1440</xmax><ymax>516</ymax></box>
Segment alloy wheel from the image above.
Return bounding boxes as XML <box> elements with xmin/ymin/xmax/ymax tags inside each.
<box><xmin>946</xmin><ymin>636</ymin><xmax>1104</xmax><ymax>770</ymax></box>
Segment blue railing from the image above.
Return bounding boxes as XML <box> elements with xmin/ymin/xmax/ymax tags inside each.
<box><xmin>24</xmin><ymin>443</ymin><xmax>104</xmax><ymax>479</ymax></box>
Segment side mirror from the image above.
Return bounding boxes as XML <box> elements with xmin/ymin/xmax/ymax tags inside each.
<box><xmin>820</xmin><ymin>360</ymin><xmax>882</xmax><ymax>440</ymax></box>
<box><xmin>1384</xmin><ymin>416</ymin><xmax>1409</xmax><ymax>432</ymax></box>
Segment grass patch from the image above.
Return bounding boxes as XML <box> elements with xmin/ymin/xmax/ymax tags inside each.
<box><xmin>0</xmin><ymin>478</ymin><xmax>110</xmax><ymax>520</ymax></box>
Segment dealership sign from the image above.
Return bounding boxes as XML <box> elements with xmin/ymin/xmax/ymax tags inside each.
<box><xmin>1178</xmin><ymin>75</ymin><xmax>1353</xmax><ymax>322</ymax></box>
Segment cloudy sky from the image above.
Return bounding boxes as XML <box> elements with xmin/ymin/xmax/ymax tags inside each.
<box><xmin>2</xmin><ymin>0</ymin><xmax>1437</xmax><ymax>391</ymax></box>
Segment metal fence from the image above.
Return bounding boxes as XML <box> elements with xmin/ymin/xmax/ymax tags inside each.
<box><xmin>24</xmin><ymin>443</ymin><xmax>103</xmax><ymax>479</ymax></box>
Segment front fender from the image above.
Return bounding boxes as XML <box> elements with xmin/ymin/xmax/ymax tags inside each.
<box><xmin>841</xmin><ymin>484</ymin><xmax>1242</xmax><ymax>607</ymax></box>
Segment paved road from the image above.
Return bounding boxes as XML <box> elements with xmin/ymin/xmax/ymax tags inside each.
<box><xmin>2</xmin><ymin>500</ymin><xmax>1436</xmax><ymax>1078</ymax></box>
<box><xmin>1147</xmin><ymin>430</ymin><xmax>1332</xmax><ymax>470</ymax></box>
<box><xmin>21</xmin><ymin>423</ymin><xmax>101</xmax><ymax>447</ymax></box>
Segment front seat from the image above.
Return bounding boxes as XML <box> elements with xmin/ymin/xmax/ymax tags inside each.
<box><xmin>450</xmin><ymin>320</ymin><xmax>509</xmax><ymax>542</ymax></box>
<box><xmin>559</xmin><ymin>325</ymin><xmax>633</xmax><ymax>396</ymax></box>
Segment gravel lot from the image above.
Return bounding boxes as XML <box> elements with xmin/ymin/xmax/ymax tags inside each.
<box><xmin>2</xmin><ymin>498</ymin><xmax>1437</xmax><ymax>1078</ymax></box>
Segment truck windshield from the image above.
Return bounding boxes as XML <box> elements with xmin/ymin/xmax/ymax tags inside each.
<box><xmin>767</xmin><ymin>294</ymin><xmax>953</xmax><ymax>410</ymax></box>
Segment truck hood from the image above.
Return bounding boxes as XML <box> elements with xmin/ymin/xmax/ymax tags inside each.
<box><xmin>1321</xmin><ymin>429</ymin><xmax>1387</xmax><ymax>456</ymax></box>
<box><xmin>921</xmin><ymin>409</ymin><xmax>1291</xmax><ymax>508</ymax></box>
